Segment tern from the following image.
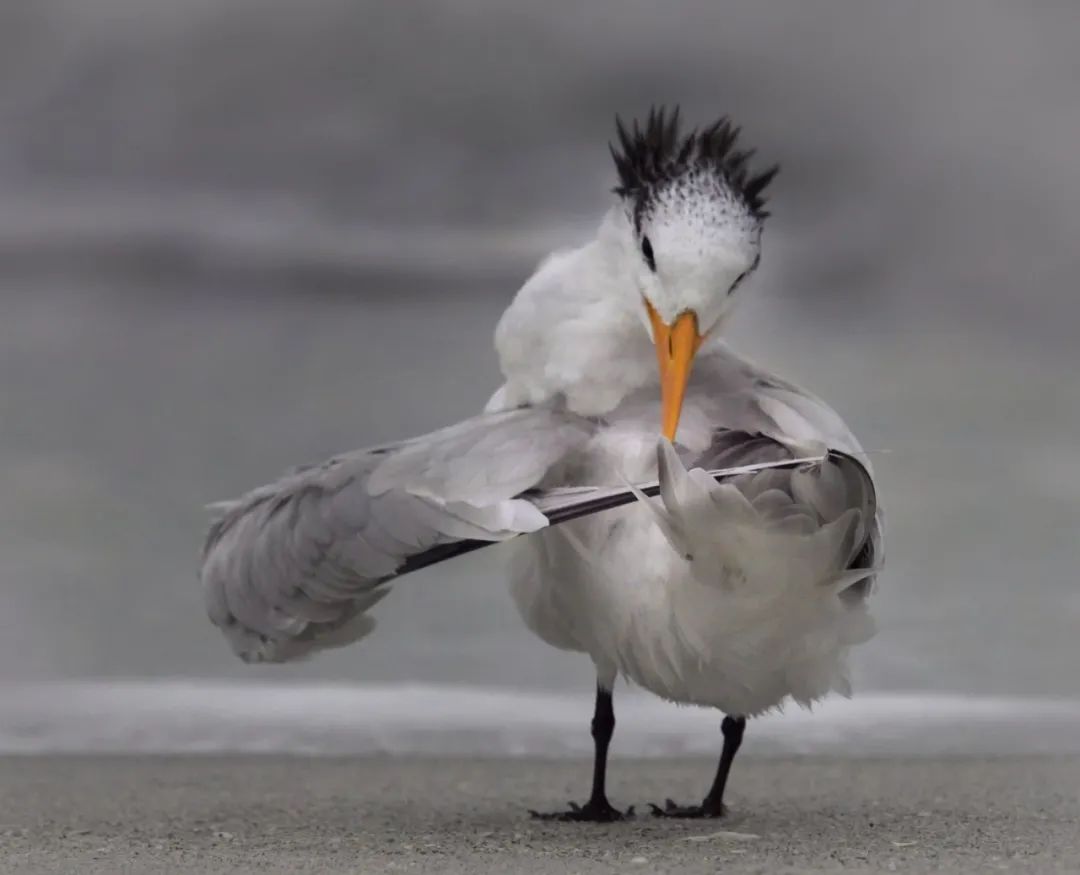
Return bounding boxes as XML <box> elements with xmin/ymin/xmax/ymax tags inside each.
<box><xmin>201</xmin><ymin>108</ymin><xmax>883</xmax><ymax>821</ymax></box>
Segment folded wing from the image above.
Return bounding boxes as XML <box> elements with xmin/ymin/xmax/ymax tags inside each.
<box><xmin>676</xmin><ymin>431</ymin><xmax>882</xmax><ymax>604</ymax></box>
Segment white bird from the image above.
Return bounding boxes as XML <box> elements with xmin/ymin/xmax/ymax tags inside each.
<box><xmin>200</xmin><ymin>108</ymin><xmax>883</xmax><ymax>821</ymax></box>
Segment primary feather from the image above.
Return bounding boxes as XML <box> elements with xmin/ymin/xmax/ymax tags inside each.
<box><xmin>200</xmin><ymin>407</ymin><xmax>593</xmax><ymax>662</ymax></box>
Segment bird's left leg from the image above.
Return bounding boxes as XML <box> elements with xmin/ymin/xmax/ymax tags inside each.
<box><xmin>530</xmin><ymin>680</ymin><xmax>633</xmax><ymax>822</ymax></box>
<box><xmin>651</xmin><ymin>714</ymin><xmax>746</xmax><ymax>818</ymax></box>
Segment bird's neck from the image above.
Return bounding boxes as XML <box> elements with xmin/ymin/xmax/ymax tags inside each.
<box><xmin>489</xmin><ymin>209</ymin><xmax>660</xmax><ymax>416</ymax></box>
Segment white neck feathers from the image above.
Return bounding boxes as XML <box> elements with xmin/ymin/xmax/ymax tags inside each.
<box><xmin>489</xmin><ymin>209</ymin><xmax>659</xmax><ymax>416</ymax></box>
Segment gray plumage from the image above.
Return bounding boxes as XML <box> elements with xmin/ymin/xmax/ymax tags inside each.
<box><xmin>201</xmin><ymin>407</ymin><xmax>593</xmax><ymax>662</ymax></box>
<box><xmin>200</xmin><ymin>388</ymin><xmax>880</xmax><ymax>669</ymax></box>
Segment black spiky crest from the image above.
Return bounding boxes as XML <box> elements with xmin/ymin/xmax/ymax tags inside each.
<box><xmin>609</xmin><ymin>106</ymin><xmax>779</xmax><ymax>224</ymax></box>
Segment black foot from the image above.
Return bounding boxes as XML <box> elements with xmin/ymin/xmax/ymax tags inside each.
<box><xmin>648</xmin><ymin>798</ymin><xmax>727</xmax><ymax>819</ymax></box>
<box><xmin>530</xmin><ymin>799</ymin><xmax>634</xmax><ymax>823</ymax></box>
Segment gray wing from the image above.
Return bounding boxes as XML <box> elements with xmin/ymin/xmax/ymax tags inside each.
<box><xmin>200</xmin><ymin>407</ymin><xmax>594</xmax><ymax>663</ymax></box>
<box><xmin>689</xmin><ymin>428</ymin><xmax>883</xmax><ymax>601</ymax></box>
<box><xmin>689</xmin><ymin>348</ymin><xmax>885</xmax><ymax>598</ymax></box>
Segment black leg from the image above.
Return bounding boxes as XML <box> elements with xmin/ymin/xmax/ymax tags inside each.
<box><xmin>588</xmin><ymin>684</ymin><xmax>616</xmax><ymax>804</ymax></box>
<box><xmin>651</xmin><ymin>715</ymin><xmax>746</xmax><ymax>818</ymax></box>
<box><xmin>530</xmin><ymin>685</ymin><xmax>632</xmax><ymax>822</ymax></box>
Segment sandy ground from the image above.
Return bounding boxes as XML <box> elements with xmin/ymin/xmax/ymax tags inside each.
<box><xmin>0</xmin><ymin>756</ymin><xmax>1077</xmax><ymax>874</ymax></box>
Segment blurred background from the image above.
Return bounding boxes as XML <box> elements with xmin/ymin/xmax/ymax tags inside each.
<box><xmin>1</xmin><ymin>0</ymin><xmax>1078</xmax><ymax>752</ymax></box>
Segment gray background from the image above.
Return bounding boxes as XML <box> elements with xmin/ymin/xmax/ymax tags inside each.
<box><xmin>1</xmin><ymin>0</ymin><xmax>1077</xmax><ymax>699</ymax></box>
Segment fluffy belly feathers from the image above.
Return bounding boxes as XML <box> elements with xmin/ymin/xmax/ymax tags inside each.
<box><xmin>509</xmin><ymin>496</ymin><xmax>871</xmax><ymax>717</ymax></box>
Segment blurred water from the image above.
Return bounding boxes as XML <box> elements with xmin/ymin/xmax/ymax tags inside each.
<box><xmin>6</xmin><ymin>682</ymin><xmax>1080</xmax><ymax>756</ymax></box>
<box><xmin>1</xmin><ymin>1</ymin><xmax>1078</xmax><ymax>725</ymax></box>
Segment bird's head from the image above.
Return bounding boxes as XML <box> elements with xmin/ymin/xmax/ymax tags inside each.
<box><xmin>610</xmin><ymin>107</ymin><xmax>778</xmax><ymax>440</ymax></box>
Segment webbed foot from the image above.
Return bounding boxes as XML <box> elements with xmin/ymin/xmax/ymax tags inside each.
<box><xmin>648</xmin><ymin>797</ymin><xmax>727</xmax><ymax>819</ymax></box>
<box><xmin>529</xmin><ymin>799</ymin><xmax>634</xmax><ymax>823</ymax></box>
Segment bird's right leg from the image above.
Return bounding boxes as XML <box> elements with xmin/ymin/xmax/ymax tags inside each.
<box><xmin>530</xmin><ymin>681</ymin><xmax>632</xmax><ymax>822</ymax></box>
<box><xmin>650</xmin><ymin>714</ymin><xmax>746</xmax><ymax>818</ymax></box>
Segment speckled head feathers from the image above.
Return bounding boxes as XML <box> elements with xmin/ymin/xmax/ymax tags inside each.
<box><xmin>610</xmin><ymin>107</ymin><xmax>779</xmax><ymax>230</ymax></box>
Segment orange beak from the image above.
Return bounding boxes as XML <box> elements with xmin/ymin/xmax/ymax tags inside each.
<box><xmin>645</xmin><ymin>299</ymin><xmax>705</xmax><ymax>441</ymax></box>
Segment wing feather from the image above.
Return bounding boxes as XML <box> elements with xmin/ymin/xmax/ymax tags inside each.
<box><xmin>200</xmin><ymin>407</ymin><xmax>593</xmax><ymax>663</ymax></box>
<box><xmin>687</xmin><ymin>428</ymin><xmax>882</xmax><ymax>598</ymax></box>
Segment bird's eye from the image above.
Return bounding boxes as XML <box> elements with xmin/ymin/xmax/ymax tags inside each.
<box><xmin>728</xmin><ymin>254</ymin><xmax>761</xmax><ymax>294</ymax></box>
<box><xmin>641</xmin><ymin>236</ymin><xmax>656</xmax><ymax>272</ymax></box>
<box><xmin>729</xmin><ymin>270</ymin><xmax>750</xmax><ymax>294</ymax></box>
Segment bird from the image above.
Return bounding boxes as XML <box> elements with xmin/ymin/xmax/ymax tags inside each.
<box><xmin>199</xmin><ymin>107</ymin><xmax>883</xmax><ymax>822</ymax></box>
